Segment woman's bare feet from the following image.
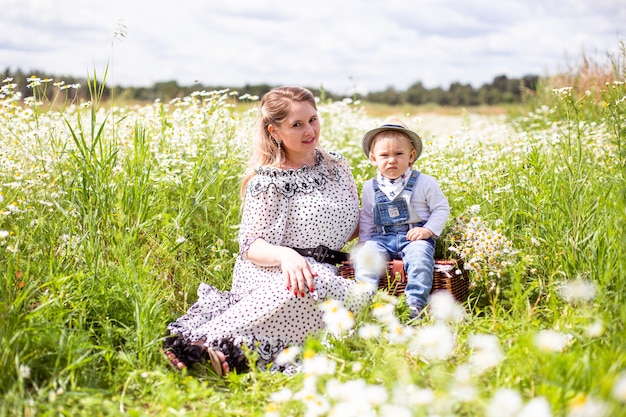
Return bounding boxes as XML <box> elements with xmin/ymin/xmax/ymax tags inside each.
<box><xmin>164</xmin><ymin>349</ymin><xmax>186</xmax><ymax>370</ymax></box>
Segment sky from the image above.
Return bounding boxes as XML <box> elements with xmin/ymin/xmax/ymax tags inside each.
<box><xmin>1</xmin><ymin>0</ymin><xmax>624</xmax><ymax>96</ymax></box>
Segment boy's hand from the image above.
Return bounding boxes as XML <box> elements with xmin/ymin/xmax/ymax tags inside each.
<box><xmin>407</xmin><ymin>227</ymin><xmax>434</xmax><ymax>241</ymax></box>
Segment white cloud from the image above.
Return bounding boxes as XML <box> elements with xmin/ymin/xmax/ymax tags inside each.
<box><xmin>0</xmin><ymin>0</ymin><xmax>622</xmax><ymax>95</ymax></box>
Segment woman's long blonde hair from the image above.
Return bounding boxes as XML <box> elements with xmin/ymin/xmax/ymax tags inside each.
<box><xmin>240</xmin><ymin>86</ymin><xmax>319</xmax><ymax>197</ymax></box>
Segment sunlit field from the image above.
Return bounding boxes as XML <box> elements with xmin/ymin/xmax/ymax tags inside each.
<box><xmin>1</xmin><ymin>71</ymin><xmax>625</xmax><ymax>417</ymax></box>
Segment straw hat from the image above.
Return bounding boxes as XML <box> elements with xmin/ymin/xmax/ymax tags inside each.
<box><xmin>362</xmin><ymin>117</ymin><xmax>422</xmax><ymax>159</ymax></box>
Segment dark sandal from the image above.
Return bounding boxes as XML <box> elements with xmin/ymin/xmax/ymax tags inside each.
<box><xmin>206</xmin><ymin>348</ymin><xmax>225</xmax><ymax>377</ymax></box>
<box><xmin>163</xmin><ymin>335</ymin><xmax>249</xmax><ymax>375</ymax></box>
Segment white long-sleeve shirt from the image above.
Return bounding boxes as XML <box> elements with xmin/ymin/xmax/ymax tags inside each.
<box><xmin>358</xmin><ymin>172</ymin><xmax>450</xmax><ymax>242</ymax></box>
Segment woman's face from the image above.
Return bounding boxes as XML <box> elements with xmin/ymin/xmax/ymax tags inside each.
<box><xmin>269</xmin><ymin>101</ymin><xmax>320</xmax><ymax>163</ymax></box>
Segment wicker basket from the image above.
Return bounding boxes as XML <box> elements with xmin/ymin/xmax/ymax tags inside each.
<box><xmin>339</xmin><ymin>258</ymin><xmax>469</xmax><ymax>303</ymax></box>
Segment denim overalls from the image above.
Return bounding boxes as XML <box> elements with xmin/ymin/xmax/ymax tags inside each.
<box><xmin>355</xmin><ymin>171</ymin><xmax>436</xmax><ymax>310</ymax></box>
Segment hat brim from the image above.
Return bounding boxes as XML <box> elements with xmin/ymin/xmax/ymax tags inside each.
<box><xmin>362</xmin><ymin>124</ymin><xmax>423</xmax><ymax>159</ymax></box>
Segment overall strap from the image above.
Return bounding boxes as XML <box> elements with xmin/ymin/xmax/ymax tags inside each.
<box><xmin>402</xmin><ymin>170</ymin><xmax>420</xmax><ymax>194</ymax></box>
<box><xmin>372</xmin><ymin>177</ymin><xmax>388</xmax><ymax>203</ymax></box>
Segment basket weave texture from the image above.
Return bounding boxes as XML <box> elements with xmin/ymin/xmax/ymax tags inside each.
<box><xmin>339</xmin><ymin>258</ymin><xmax>469</xmax><ymax>303</ymax></box>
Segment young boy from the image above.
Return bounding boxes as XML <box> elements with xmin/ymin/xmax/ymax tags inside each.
<box><xmin>355</xmin><ymin>117</ymin><xmax>450</xmax><ymax>319</ymax></box>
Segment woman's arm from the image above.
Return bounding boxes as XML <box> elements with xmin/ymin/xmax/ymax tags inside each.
<box><xmin>239</xmin><ymin>176</ymin><xmax>314</xmax><ymax>297</ymax></box>
<box><xmin>246</xmin><ymin>238</ymin><xmax>316</xmax><ymax>298</ymax></box>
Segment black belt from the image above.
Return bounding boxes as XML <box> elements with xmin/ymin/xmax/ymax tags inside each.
<box><xmin>292</xmin><ymin>245</ymin><xmax>349</xmax><ymax>265</ymax></box>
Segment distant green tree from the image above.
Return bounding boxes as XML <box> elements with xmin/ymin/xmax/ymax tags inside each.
<box><xmin>406</xmin><ymin>81</ymin><xmax>428</xmax><ymax>105</ymax></box>
<box><xmin>2</xmin><ymin>67</ymin><xmax>541</xmax><ymax>106</ymax></box>
<box><xmin>448</xmin><ymin>82</ymin><xmax>478</xmax><ymax>106</ymax></box>
<box><xmin>365</xmin><ymin>86</ymin><xmax>404</xmax><ymax>105</ymax></box>
<box><xmin>427</xmin><ymin>86</ymin><xmax>448</xmax><ymax>106</ymax></box>
<box><xmin>154</xmin><ymin>80</ymin><xmax>182</xmax><ymax>101</ymax></box>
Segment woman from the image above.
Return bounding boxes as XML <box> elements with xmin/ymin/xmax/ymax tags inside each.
<box><xmin>163</xmin><ymin>86</ymin><xmax>367</xmax><ymax>375</ymax></box>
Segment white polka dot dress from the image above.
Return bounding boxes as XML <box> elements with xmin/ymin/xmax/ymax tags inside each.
<box><xmin>167</xmin><ymin>150</ymin><xmax>367</xmax><ymax>370</ymax></box>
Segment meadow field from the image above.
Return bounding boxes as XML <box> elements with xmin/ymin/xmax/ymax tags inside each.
<box><xmin>0</xmin><ymin>68</ymin><xmax>625</xmax><ymax>417</ymax></box>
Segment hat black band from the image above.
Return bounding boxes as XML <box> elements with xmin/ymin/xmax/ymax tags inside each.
<box><xmin>381</xmin><ymin>124</ymin><xmax>407</xmax><ymax>129</ymax></box>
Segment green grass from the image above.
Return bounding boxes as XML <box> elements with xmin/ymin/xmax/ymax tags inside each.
<box><xmin>0</xmin><ymin>74</ymin><xmax>625</xmax><ymax>417</ymax></box>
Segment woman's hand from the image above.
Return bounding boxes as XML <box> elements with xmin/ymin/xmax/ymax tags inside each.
<box><xmin>245</xmin><ymin>239</ymin><xmax>317</xmax><ymax>297</ymax></box>
<box><xmin>280</xmin><ymin>248</ymin><xmax>317</xmax><ymax>297</ymax></box>
<box><xmin>406</xmin><ymin>226</ymin><xmax>434</xmax><ymax>241</ymax></box>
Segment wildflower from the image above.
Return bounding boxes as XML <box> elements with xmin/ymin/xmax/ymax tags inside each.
<box><xmin>553</xmin><ymin>86</ymin><xmax>573</xmax><ymax>99</ymax></box>
<box><xmin>275</xmin><ymin>346</ymin><xmax>301</xmax><ymax>366</ymax></box>
<box><xmin>446</xmin><ymin>212</ymin><xmax>517</xmax><ymax>289</ymax></box>
<box><xmin>379</xmin><ymin>404</ymin><xmax>412</xmax><ymax>417</ymax></box>
<box><xmin>408</xmin><ymin>323</ymin><xmax>455</xmax><ymax>361</ymax></box>
<box><xmin>264</xmin><ymin>402</ymin><xmax>280</xmax><ymax>417</ymax></box>
<box><xmin>175</xmin><ymin>236</ymin><xmax>186</xmax><ymax>244</ymax></box>
<box><xmin>328</xmin><ymin>400</ymin><xmax>373</xmax><ymax>417</ymax></box>
<box><xmin>19</xmin><ymin>364</ymin><xmax>31</xmax><ymax>379</ymax></box>
<box><xmin>319</xmin><ymin>299</ymin><xmax>354</xmax><ymax>336</ymax></box>
<box><xmin>486</xmin><ymin>388</ymin><xmax>523</xmax><ymax>417</ymax></box>
<box><xmin>299</xmin><ymin>373</ymin><xmax>318</xmax><ymax>396</ymax></box>
<box><xmin>342</xmin><ymin>379</ymin><xmax>387</xmax><ymax>405</ymax></box>
<box><xmin>357</xmin><ymin>323</ymin><xmax>381</xmax><ymax>339</ymax></box>
<box><xmin>567</xmin><ymin>394</ymin><xmax>609</xmax><ymax>417</ymax></box>
<box><xmin>6</xmin><ymin>202</ymin><xmax>19</xmax><ymax>213</ymax></box>
<box><xmin>557</xmin><ymin>279</ymin><xmax>597</xmax><ymax>304</ymax></box>
<box><xmin>534</xmin><ymin>329</ymin><xmax>572</xmax><ymax>353</ymax></box>
<box><xmin>612</xmin><ymin>373</ymin><xmax>626</xmax><ymax>402</ymax></box>
<box><xmin>517</xmin><ymin>397</ymin><xmax>552</xmax><ymax>417</ymax></box>
<box><xmin>371</xmin><ymin>301</ymin><xmax>396</xmax><ymax>324</ymax></box>
<box><xmin>429</xmin><ymin>291</ymin><xmax>466</xmax><ymax>323</ymax></box>
<box><xmin>352</xmin><ymin>244</ymin><xmax>387</xmax><ymax>278</ymax></box>
<box><xmin>302</xmin><ymin>353</ymin><xmax>336</xmax><ymax>377</ymax></box>
<box><xmin>468</xmin><ymin>333</ymin><xmax>503</xmax><ymax>374</ymax></box>
<box><xmin>450</xmin><ymin>365</ymin><xmax>478</xmax><ymax>402</ymax></box>
<box><xmin>27</xmin><ymin>76</ymin><xmax>42</xmax><ymax>88</ymax></box>
<box><xmin>469</xmin><ymin>204</ymin><xmax>481</xmax><ymax>214</ymax></box>
<box><xmin>326</xmin><ymin>379</ymin><xmax>388</xmax><ymax>417</ymax></box>
<box><xmin>347</xmin><ymin>280</ymin><xmax>376</xmax><ymax>304</ymax></box>
<box><xmin>585</xmin><ymin>321</ymin><xmax>604</xmax><ymax>338</ymax></box>
<box><xmin>0</xmin><ymin>230</ymin><xmax>9</xmax><ymax>239</ymax></box>
<box><xmin>269</xmin><ymin>387</ymin><xmax>293</xmax><ymax>403</ymax></box>
<box><xmin>295</xmin><ymin>391</ymin><xmax>329</xmax><ymax>417</ymax></box>
<box><xmin>391</xmin><ymin>383</ymin><xmax>434</xmax><ymax>407</ymax></box>
<box><xmin>385</xmin><ymin>320</ymin><xmax>413</xmax><ymax>344</ymax></box>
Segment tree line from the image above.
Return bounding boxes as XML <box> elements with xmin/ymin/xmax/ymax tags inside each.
<box><xmin>2</xmin><ymin>67</ymin><xmax>539</xmax><ymax>106</ymax></box>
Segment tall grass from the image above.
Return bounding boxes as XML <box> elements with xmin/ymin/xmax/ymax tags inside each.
<box><xmin>0</xmin><ymin>48</ymin><xmax>625</xmax><ymax>416</ymax></box>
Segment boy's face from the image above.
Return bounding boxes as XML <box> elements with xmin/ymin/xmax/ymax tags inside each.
<box><xmin>369</xmin><ymin>134</ymin><xmax>416</xmax><ymax>180</ymax></box>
